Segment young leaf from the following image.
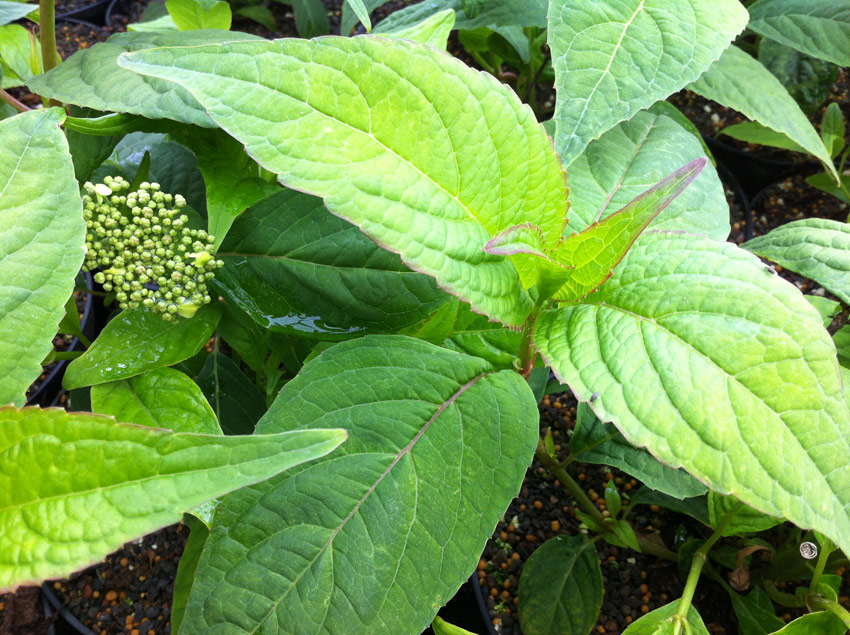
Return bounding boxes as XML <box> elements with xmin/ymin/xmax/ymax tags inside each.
<box><xmin>179</xmin><ymin>335</ymin><xmax>538</xmax><ymax>633</ymax></box>
<box><xmin>91</xmin><ymin>367</ymin><xmax>220</xmax><ymax>434</ymax></box>
<box><xmin>547</xmin><ymin>0</ymin><xmax>748</xmax><ymax>164</ymax></box>
<box><xmin>377</xmin><ymin>8</ymin><xmax>455</xmax><ymax>49</ymax></box>
<box><xmin>708</xmin><ymin>493</ymin><xmax>782</xmax><ymax>536</ymax></box>
<box><xmin>212</xmin><ymin>188</ymin><xmax>449</xmax><ymax>338</ymax></box>
<box><xmin>166</xmin><ymin>0</ymin><xmax>231</xmax><ymax>30</ymax></box>
<box><xmin>552</xmin><ymin>158</ymin><xmax>706</xmax><ymax>303</ymax></box>
<box><xmin>622</xmin><ymin>600</ymin><xmax>710</xmax><ymax>634</ymax></box>
<box><xmin>197</xmin><ymin>351</ymin><xmax>265</xmax><ymax>435</ymax></box>
<box><xmin>535</xmin><ymin>231</ymin><xmax>850</xmax><ymax>558</ymax></box>
<box><xmin>691</xmin><ymin>46</ymin><xmax>839</xmax><ymax>182</ymax></box>
<box><xmin>744</xmin><ymin>218</ymin><xmax>850</xmax><ymax>304</ymax></box>
<box><xmin>118</xmin><ymin>36</ymin><xmax>568</xmax><ymax>327</ymax></box>
<box><xmin>28</xmin><ymin>31</ymin><xmax>262</xmax><ymax>128</ymax></box>
<box><xmin>0</xmin><ymin>108</ymin><xmax>84</xmax><ymax>406</ymax></box>
<box><xmin>566</xmin><ymin>111</ymin><xmax>728</xmax><ymax>240</ymax></box>
<box><xmin>483</xmin><ymin>223</ymin><xmax>574</xmax><ymax>296</ymax></box>
<box><xmin>748</xmin><ymin>0</ymin><xmax>850</xmax><ymax>67</ymax></box>
<box><xmin>344</xmin><ymin>0</ymin><xmax>370</xmax><ymax>31</ymax></box>
<box><xmin>517</xmin><ymin>535</ymin><xmax>603</xmax><ymax>635</ymax></box>
<box><xmin>822</xmin><ymin>103</ymin><xmax>846</xmax><ymax>160</ymax></box>
<box><xmin>64</xmin><ymin>304</ymin><xmax>222</xmax><ymax>390</ymax></box>
<box><xmin>0</xmin><ymin>405</ymin><xmax>345</xmax><ymax>591</ymax></box>
<box><xmin>720</xmin><ymin>121</ymin><xmax>808</xmax><ymax>154</ymax></box>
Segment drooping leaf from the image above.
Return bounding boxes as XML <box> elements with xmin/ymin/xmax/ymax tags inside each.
<box><xmin>0</xmin><ymin>405</ymin><xmax>346</xmax><ymax>591</ymax></box>
<box><xmin>744</xmin><ymin>218</ymin><xmax>850</xmax><ymax>304</ymax></box>
<box><xmin>571</xmin><ymin>404</ymin><xmax>708</xmax><ymax>499</ymax></box>
<box><xmin>118</xmin><ymin>36</ymin><xmax>568</xmax><ymax>327</ymax></box>
<box><xmin>517</xmin><ymin>535</ymin><xmax>603</xmax><ymax>635</ymax></box>
<box><xmin>535</xmin><ymin>231</ymin><xmax>850</xmax><ymax>557</ymax></box>
<box><xmin>719</xmin><ymin>121</ymin><xmax>808</xmax><ymax>154</ymax></box>
<box><xmin>729</xmin><ymin>587</ymin><xmax>785</xmax><ymax>635</ymax></box>
<box><xmin>91</xmin><ymin>367</ymin><xmax>220</xmax><ymax>434</ymax></box>
<box><xmin>292</xmin><ymin>0</ymin><xmax>329</xmax><ymax>37</ymax></box>
<box><xmin>691</xmin><ymin>45</ymin><xmax>839</xmax><ymax>182</ymax></box>
<box><xmin>0</xmin><ymin>108</ymin><xmax>84</xmax><ymax>406</ymax></box>
<box><xmin>758</xmin><ymin>37</ymin><xmax>839</xmax><ymax>115</ymax></box>
<box><xmin>28</xmin><ymin>30</ymin><xmax>262</xmax><ymax>128</ymax></box>
<box><xmin>548</xmin><ymin>0</ymin><xmax>748</xmax><ymax>164</ymax></box>
<box><xmin>171</xmin><ymin>514</ymin><xmax>209</xmax><ymax>635</ymax></box>
<box><xmin>552</xmin><ymin>158</ymin><xmax>706</xmax><ymax>302</ymax></box>
<box><xmin>748</xmin><ymin>0</ymin><xmax>850</xmax><ymax>67</ymax></box>
<box><xmin>566</xmin><ymin>111</ymin><xmax>728</xmax><ymax>240</ymax></box>
<box><xmin>212</xmin><ymin>188</ymin><xmax>450</xmax><ymax>338</ymax></box>
<box><xmin>180</xmin><ymin>335</ymin><xmax>538</xmax><ymax>633</ymax></box>
<box><xmin>377</xmin><ymin>8</ymin><xmax>455</xmax><ymax>49</ymax></box>
<box><xmin>197</xmin><ymin>351</ymin><xmax>265</xmax><ymax>435</ymax></box>
<box><xmin>707</xmin><ymin>492</ymin><xmax>783</xmax><ymax>536</ymax></box>
<box><xmin>0</xmin><ymin>2</ymin><xmax>35</xmax><ymax>26</ymax></box>
<box><xmin>64</xmin><ymin>304</ymin><xmax>222</xmax><ymax>390</ymax></box>
<box><xmin>374</xmin><ymin>0</ymin><xmax>546</xmax><ymax>33</ymax></box>
<box><xmin>621</xmin><ymin>600</ymin><xmax>710</xmax><ymax>634</ymax></box>
<box><xmin>166</xmin><ymin>0</ymin><xmax>231</xmax><ymax>30</ymax></box>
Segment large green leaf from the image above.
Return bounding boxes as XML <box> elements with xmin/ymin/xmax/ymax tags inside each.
<box><xmin>374</xmin><ymin>0</ymin><xmax>546</xmax><ymax>33</ymax></box>
<box><xmin>621</xmin><ymin>600</ymin><xmax>709</xmax><ymax>634</ymax></box>
<box><xmin>565</xmin><ymin>111</ymin><xmax>728</xmax><ymax>240</ymax></box>
<box><xmin>517</xmin><ymin>535</ymin><xmax>603</xmax><ymax>635</ymax></box>
<box><xmin>690</xmin><ymin>45</ymin><xmax>839</xmax><ymax>181</ymax></box>
<box><xmin>744</xmin><ymin>218</ymin><xmax>850</xmax><ymax>305</ymax></box>
<box><xmin>91</xmin><ymin>367</ymin><xmax>220</xmax><ymax>434</ymax></box>
<box><xmin>64</xmin><ymin>304</ymin><xmax>222</xmax><ymax>390</ymax></box>
<box><xmin>547</xmin><ymin>0</ymin><xmax>748</xmax><ymax>165</ymax></box>
<box><xmin>0</xmin><ymin>109</ymin><xmax>84</xmax><ymax>406</ymax></box>
<box><xmin>180</xmin><ymin>335</ymin><xmax>538</xmax><ymax>634</ymax></box>
<box><xmin>0</xmin><ymin>405</ymin><xmax>346</xmax><ymax>590</ymax></box>
<box><xmin>534</xmin><ymin>231</ymin><xmax>850</xmax><ymax>557</ymax></box>
<box><xmin>378</xmin><ymin>8</ymin><xmax>455</xmax><ymax>49</ymax></box>
<box><xmin>118</xmin><ymin>36</ymin><xmax>568</xmax><ymax>327</ymax></box>
<box><xmin>213</xmin><ymin>188</ymin><xmax>450</xmax><ymax>338</ymax></box>
<box><xmin>748</xmin><ymin>0</ymin><xmax>850</xmax><ymax>67</ymax></box>
<box><xmin>571</xmin><ymin>404</ymin><xmax>708</xmax><ymax>499</ymax></box>
<box><xmin>28</xmin><ymin>30</ymin><xmax>262</xmax><ymax>128</ymax></box>
<box><xmin>166</xmin><ymin>0</ymin><xmax>231</xmax><ymax>31</ymax></box>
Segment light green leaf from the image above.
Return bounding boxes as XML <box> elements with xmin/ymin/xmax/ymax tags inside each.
<box><xmin>744</xmin><ymin>218</ymin><xmax>850</xmax><ymax>304</ymax></box>
<box><xmin>691</xmin><ymin>45</ymin><xmax>839</xmax><ymax>182</ymax></box>
<box><xmin>708</xmin><ymin>492</ymin><xmax>783</xmax><ymax>536</ymax></box>
<box><xmin>806</xmin><ymin>172</ymin><xmax>850</xmax><ymax>205</ymax></box>
<box><xmin>553</xmin><ymin>158</ymin><xmax>706</xmax><ymax>302</ymax></box>
<box><xmin>0</xmin><ymin>2</ymin><xmax>35</xmax><ymax>25</ymax></box>
<box><xmin>822</xmin><ymin>103</ymin><xmax>846</xmax><ymax>159</ymax></box>
<box><xmin>166</xmin><ymin>0</ymin><xmax>231</xmax><ymax>30</ymax></box>
<box><xmin>566</xmin><ymin>111</ymin><xmax>728</xmax><ymax>240</ymax></box>
<box><xmin>197</xmin><ymin>351</ymin><xmax>265</xmax><ymax>435</ymax></box>
<box><xmin>483</xmin><ymin>223</ymin><xmax>573</xmax><ymax>295</ymax></box>
<box><xmin>571</xmin><ymin>404</ymin><xmax>708</xmax><ymax>499</ymax></box>
<box><xmin>517</xmin><ymin>535</ymin><xmax>602</xmax><ymax>635</ymax></box>
<box><xmin>400</xmin><ymin>297</ymin><xmax>461</xmax><ymax>344</ymax></box>
<box><xmin>729</xmin><ymin>587</ymin><xmax>785</xmax><ymax>635</ymax></box>
<box><xmin>535</xmin><ymin>231</ymin><xmax>850</xmax><ymax>557</ymax></box>
<box><xmin>805</xmin><ymin>295</ymin><xmax>841</xmax><ymax>328</ymax></box>
<box><xmin>0</xmin><ymin>23</ymin><xmax>36</xmax><ymax>87</ymax></box>
<box><xmin>64</xmin><ymin>304</ymin><xmax>222</xmax><ymax>390</ymax></box>
<box><xmin>374</xmin><ymin>0</ymin><xmax>546</xmax><ymax>33</ymax></box>
<box><xmin>341</xmin><ymin>0</ymin><xmax>385</xmax><ymax>34</ymax></box>
<box><xmin>720</xmin><ymin>121</ymin><xmax>808</xmax><ymax>154</ymax></box>
<box><xmin>758</xmin><ymin>37</ymin><xmax>838</xmax><ymax>116</ymax></box>
<box><xmin>378</xmin><ymin>8</ymin><xmax>455</xmax><ymax>49</ymax></box>
<box><xmin>344</xmin><ymin>0</ymin><xmax>370</xmax><ymax>31</ymax></box>
<box><xmin>91</xmin><ymin>367</ymin><xmax>220</xmax><ymax>434</ymax></box>
<box><xmin>548</xmin><ymin>0</ymin><xmax>748</xmax><ymax>165</ymax></box>
<box><xmin>292</xmin><ymin>0</ymin><xmax>328</xmax><ymax>37</ymax></box>
<box><xmin>0</xmin><ymin>108</ymin><xmax>84</xmax><ymax>406</ymax></box>
<box><xmin>28</xmin><ymin>30</ymin><xmax>262</xmax><ymax>128</ymax></box>
<box><xmin>770</xmin><ymin>611</ymin><xmax>847</xmax><ymax>634</ymax></box>
<box><xmin>171</xmin><ymin>514</ymin><xmax>209</xmax><ymax>635</ymax></box>
<box><xmin>748</xmin><ymin>0</ymin><xmax>850</xmax><ymax>67</ymax></box>
<box><xmin>432</xmin><ymin>617</ymin><xmax>476</xmax><ymax>635</ymax></box>
<box><xmin>128</xmin><ymin>12</ymin><xmax>179</xmax><ymax>32</ymax></box>
<box><xmin>622</xmin><ymin>600</ymin><xmax>709</xmax><ymax>634</ymax></box>
<box><xmin>119</xmin><ymin>36</ymin><xmax>567</xmax><ymax>327</ymax></box>
<box><xmin>443</xmin><ymin>302</ymin><xmax>521</xmax><ymax>370</ymax></box>
<box><xmin>180</xmin><ymin>335</ymin><xmax>538</xmax><ymax>634</ymax></box>
<box><xmin>0</xmin><ymin>405</ymin><xmax>346</xmax><ymax>591</ymax></box>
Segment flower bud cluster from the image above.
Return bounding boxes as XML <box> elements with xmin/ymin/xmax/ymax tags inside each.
<box><xmin>82</xmin><ymin>176</ymin><xmax>223</xmax><ymax>320</ymax></box>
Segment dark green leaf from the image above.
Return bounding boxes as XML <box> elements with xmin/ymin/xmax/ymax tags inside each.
<box><xmin>292</xmin><ymin>0</ymin><xmax>328</xmax><ymax>37</ymax></box>
<box><xmin>759</xmin><ymin>37</ymin><xmax>839</xmax><ymax>114</ymax></box>
<box><xmin>171</xmin><ymin>514</ymin><xmax>209</xmax><ymax>635</ymax></box>
<box><xmin>729</xmin><ymin>587</ymin><xmax>784</xmax><ymax>635</ymax></box>
<box><xmin>630</xmin><ymin>488</ymin><xmax>709</xmax><ymax>526</ymax></box>
<box><xmin>198</xmin><ymin>351</ymin><xmax>265</xmax><ymax>435</ymax></box>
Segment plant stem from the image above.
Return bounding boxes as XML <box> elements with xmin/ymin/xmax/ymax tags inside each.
<box><xmin>517</xmin><ymin>295</ymin><xmax>547</xmax><ymax>378</ymax></box>
<box><xmin>763</xmin><ymin>580</ymin><xmax>806</xmax><ymax>608</ymax></box>
<box><xmin>39</xmin><ymin>0</ymin><xmax>59</xmax><ymax>73</ymax></box>
<box><xmin>672</xmin><ymin>501</ymin><xmax>741</xmax><ymax>635</ymax></box>
<box><xmin>1</xmin><ymin>90</ymin><xmax>30</xmax><ymax>112</ymax></box>
<box><xmin>75</xmin><ymin>332</ymin><xmax>91</xmax><ymax>348</ymax></box>
<box><xmin>807</xmin><ymin>538</ymin><xmax>831</xmax><ymax>597</ymax></box>
<box><xmin>51</xmin><ymin>350</ymin><xmax>84</xmax><ymax>361</ymax></box>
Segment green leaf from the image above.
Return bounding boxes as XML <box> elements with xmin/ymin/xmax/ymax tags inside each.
<box><xmin>517</xmin><ymin>535</ymin><xmax>603</xmax><ymax>635</ymax></box>
<box><xmin>28</xmin><ymin>30</ymin><xmax>262</xmax><ymax>128</ymax></box>
<box><xmin>292</xmin><ymin>0</ymin><xmax>328</xmax><ymax>37</ymax></box>
<box><xmin>64</xmin><ymin>304</ymin><xmax>222</xmax><ymax>390</ymax></box>
<box><xmin>806</xmin><ymin>172</ymin><xmax>850</xmax><ymax>205</ymax></box>
<box><xmin>216</xmin><ymin>299</ymin><xmax>287</xmax><ymax>374</ymax></box>
<box><xmin>0</xmin><ymin>405</ymin><xmax>346</xmax><ymax>591</ymax></box>
<box><xmin>341</xmin><ymin>0</ymin><xmax>385</xmax><ymax>34</ymax></box>
<box><xmin>0</xmin><ymin>2</ymin><xmax>35</xmax><ymax>26</ymax></box>
<box><xmin>431</xmin><ymin>616</ymin><xmax>476</xmax><ymax>635</ymax></box>
<box><xmin>744</xmin><ymin>218</ymin><xmax>850</xmax><ymax>304</ymax></box>
<box><xmin>805</xmin><ymin>295</ymin><xmax>841</xmax><ymax>328</ymax></box>
<box><xmin>0</xmin><ymin>108</ymin><xmax>84</xmax><ymax>406</ymax></box>
<box><xmin>65</xmin><ymin>107</ymin><xmax>123</xmax><ymax>183</ymax></box>
<box><xmin>708</xmin><ymin>492</ymin><xmax>782</xmax><ymax>536</ymax></box>
<box><xmin>119</xmin><ymin>36</ymin><xmax>568</xmax><ymax>328</ymax></box>
<box><xmin>534</xmin><ymin>231</ymin><xmax>850</xmax><ymax>557</ymax></box>
<box><xmin>571</xmin><ymin>404</ymin><xmax>708</xmax><ymax>499</ymax></box>
<box><xmin>400</xmin><ymin>297</ymin><xmax>461</xmax><ymax>344</ymax></box>
<box><xmin>624</xmin><ymin>601</ymin><xmax>709</xmax><ymax>634</ymax></box>
<box><xmin>180</xmin><ymin>335</ymin><xmax>538</xmax><ymax>633</ymax></box>
<box><xmin>566</xmin><ymin>111</ymin><xmax>728</xmax><ymax>240</ymax></box>
<box><xmin>233</xmin><ymin>5</ymin><xmax>275</xmax><ymax>30</ymax></box>
<box><xmin>748</xmin><ymin>0</ymin><xmax>850</xmax><ymax>67</ymax></box>
<box><xmin>213</xmin><ymin>188</ymin><xmax>449</xmax><ymax>338</ymax></box>
<box><xmin>377</xmin><ymin>8</ymin><xmax>455</xmax><ymax>49</ymax></box>
<box><xmin>770</xmin><ymin>611</ymin><xmax>847</xmax><ymax>634</ymax></box>
<box><xmin>758</xmin><ymin>37</ymin><xmax>838</xmax><ymax>115</ymax></box>
<box><xmin>834</xmin><ymin>326</ymin><xmax>850</xmax><ymax>369</ymax></box>
<box><xmin>552</xmin><ymin>158</ymin><xmax>706</xmax><ymax>302</ymax></box>
<box><xmin>483</xmin><ymin>223</ymin><xmax>574</xmax><ymax>296</ymax></box>
<box><xmin>197</xmin><ymin>351</ymin><xmax>265</xmax><ymax>435</ymax></box>
<box><xmin>646</xmin><ymin>102</ymin><xmax>716</xmax><ymax>164</ymax></box>
<box><xmin>344</xmin><ymin>0</ymin><xmax>370</xmax><ymax>31</ymax></box>
<box><xmin>443</xmin><ymin>302</ymin><xmax>522</xmax><ymax>370</ymax></box>
<box><xmin>691</xmin><ymin>45</ymin><xmax>839</xmax><ymax>182</ymax></box>
<box><xmin>171</xmin><ymin>514</ymin><xmax>209</xmax><ymax>635</ymax></box>
<box><xmin>822</xmin><ymin>103</ymin><xmax>846</xmax><ymax>159</ymax></box>
<box><xmin>128</xmin><ymin>12</ymin><xmax>179</xmax><ymax>32</ymax></box>
<box><xmin>91</xmin><ymin>367</ymin><xmax>220</xmax><ymax>434</ymax></box>
<box><xmin>0</xmin><ymin>24</ymin><xmax>35</xmax><ymax>87</ymax></box>
<box><xmin>374</xmin><ymin>0</ymin><xmax>546</xmax><ymax>33</ymax></box>
<box><xmin>720</xmin><ymin>121</ymin><xmax>808</xmax><ymax>154</ymax></box>
<box><xmin>166</xmin><ymin>0</ymin><xmax>231</xmax><ymax>30</ymax></box>
<box><xmin>548</xmin><ymin>0</ymin><xmax>748</xmax><ymax>165</ymax></box>
<box><xmin>729</xmin><ymin>587</ymin><xmax>785</xmax><ymax>635</ymax></box>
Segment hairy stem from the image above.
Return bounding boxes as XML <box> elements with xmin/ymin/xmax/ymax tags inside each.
<box><xmin>39</xmin><ymin>0</ymin><xmax>59</xmax><ymax>73</ymax></box>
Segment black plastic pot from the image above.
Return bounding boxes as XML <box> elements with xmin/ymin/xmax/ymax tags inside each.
<box><xmin>41</xmin><ymin>583</ymin><xmax>93</xmax><ymax>635</ymax></box>
<box><xmin>54</xmin><ymin>0</ymin><xmax>130</xmax><ymax>28</ymax></box>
